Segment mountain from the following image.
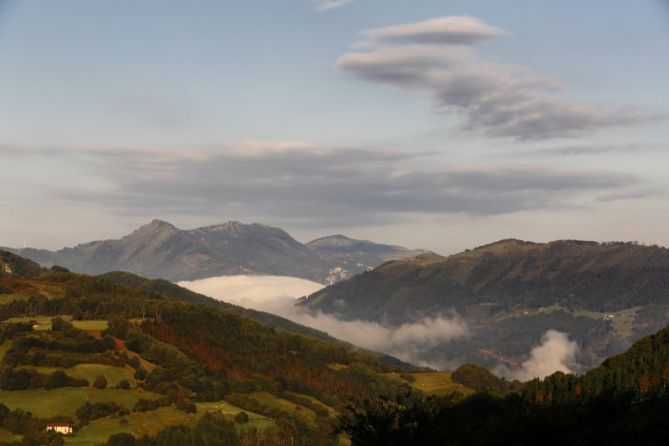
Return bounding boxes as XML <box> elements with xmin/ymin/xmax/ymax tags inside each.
<box><xmin>3</xmin><ymin>220</ymin><xmax>420</xmax><ymax>283</ymax></box>
<box><xmin>5</xmin><ymin>220</ymin><xmax>424</xmax><ymax>284</ymax></box>
<box><xmin>301</xmin><ymin>239</ymin><xmax>669</xmax><ymax>369</ymax></box>
<box><xmin>0</xmin><ymin>254</ymin><xmax>420</xmax><ymax>444</ymax></box>
<box><xmin>306</xmin><ymin>234</ymin><xmax>426</xmax><ymax>283</ymax></box>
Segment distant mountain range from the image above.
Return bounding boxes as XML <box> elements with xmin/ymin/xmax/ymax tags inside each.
<box><xmin>301</xmin><ymin>239</ymin><xmax>669</xmax><ymax>369</ymax></box>
<box><xmin>3</xmin><ymin>220</ymin><xmax>425</xmax><ymax>284</ymax></box>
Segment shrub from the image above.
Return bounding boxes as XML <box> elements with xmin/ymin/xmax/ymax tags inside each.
<box><xmin>51</xmin><ymin>317</ymin><xmax>74</xmax><ymax>332</ymax></box>
<box><xmin>76</xmin><ymin>401</ymin><xmax>125</xmax><ymax>422</ymax></box>
<box><xmin>116</xmin><ymin>379</ymin><xmax>130</xmax><ymax>390</ymax></box>
<box><xmin>176</xmin><ymin>399</ymin><xmax>197</xmax><ymax>414</ymax></box>
<box><xmin>133</xmin><ymin>398</ymin><xmax>160</xmax><ymax>413</ymax></box>
<box><xmin>133</xmin><ymin>367</ymin><xmax>147</xmax><ymax>381</ymax></box>
<box><xmin>127</xmin><ymin>356</ymin><xmax>141</xmax><ymax>369</ymax></box>
<box><xmin>234</xmin><ymin>411</ymin><xmax>249</xmax><ymax>424</ymax></box>
<box><xmin>107</xmin><ymin>432</ymin><xmax>136</xmax><ymax>446</ymax></box>
<box><xmin>43</xmin><ymin>370</ymin><xmax>88</xmax><ymax>390</ymax></box>
<box><xmin>93</xmin><ymin>374</ymin><xmax>108</xmax><ymax>389</ymax></box>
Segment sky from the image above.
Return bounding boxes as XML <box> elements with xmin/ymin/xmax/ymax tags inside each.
<box><xmin>0</xmin><ymin>0</ymin><xmax>668</xmax><ymax>253</ymax></box>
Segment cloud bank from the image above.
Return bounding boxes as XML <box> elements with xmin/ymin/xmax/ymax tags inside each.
<box><xmin>178</xmin><ymin>274</ymin><xmax>467</xmax><ymax>367</ymax></box>
<box><xmin>177</xmin><ymin>274</ymin><xmax>324</xmax><ymax>308</ymax></box>
<box><xmin>338</xmin><ymin>16</ymin><xmax>656</xmax><ymax>140</ymax></box>
<box><xmin>498</xmin><ymin>329</ymin><xmax>579</xmax><ymax>381</ymax></box>
<box><xmin>9</xmin><ymin>141</ymin><xmax>636</xmax><ymax>227</ymax></box>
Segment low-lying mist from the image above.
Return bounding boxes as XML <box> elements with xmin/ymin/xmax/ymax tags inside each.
<box><xmin>496</xmin><ymin>329</ymin><xmax>579</xmax><ymax>381</ymax></box>
<box><xmin>178</xmin><ymin>275</ymin><xmax>468</xmax><ymax>367</ymax></box>
<box><xmin>179</xmin><ymin>275</ymin><xmax>579</xmax><ymax>377</ymax></box>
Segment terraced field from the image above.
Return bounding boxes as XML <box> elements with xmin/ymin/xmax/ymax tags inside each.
<box><xmin>23</xmin><ymin>363</ymin><xmax>138</xmax><ymax>387</ymax></box>
<box><xmin>4</xmin><ymin>315</ymin><xmax>108</xmax><ymax>331</ymax></box>
<box><xmin>66</xmin><ymin>403</ymin><xmax>272</xmax><ymax>445</ymax></box>
<box><xmin>0</xmin><ymin>388</ymin><xmax>162</xmax><ymax>418</ymax></box>
<box><xmin>386</xmin><ymin>371</ymin><xmax>474</xmax><ymax>397</ymax></box>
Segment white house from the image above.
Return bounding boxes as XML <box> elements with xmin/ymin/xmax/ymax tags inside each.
<box><xmin>46</xmin><ymin>423</ymin><xmax>73</xmax><ymax>435</ymax></box>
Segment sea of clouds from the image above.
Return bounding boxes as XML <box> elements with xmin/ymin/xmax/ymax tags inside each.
<box><xmin>178</xmin><ymin>275</ymin><xmax>468</xmax><ymax>367</ymax></box>
<box><xmin>179</xmin><ymin>275</ymin><xmax>578</xmax><ymax>378</ymax></box>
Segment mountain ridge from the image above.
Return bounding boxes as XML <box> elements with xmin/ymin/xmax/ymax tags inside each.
<box><xmin>3</xmin><ymin>220</ymin><xmax>425</xmax><ymax>284</ymax></box>
<box><xmin>301</xmin><ymin>238</ymin><xmax>669</xmax><ymax>369</ymax></box>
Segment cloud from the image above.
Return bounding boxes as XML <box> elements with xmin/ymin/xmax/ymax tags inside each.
<box><xmin>338</xmin><ymin>17</ymin><xmax>658</xmax><ymax>140</ymax></box>
<box><xmin>523</xmin><ymin>143</ymin><xmax>642</xmax><ymax>157</ymax></box>
<box><xmin>0</xmin><ymin>140</ymin><xmax>637</xmax><ymax>227</ymax></box>
<box><xmin>359</xmin><ymin>16</ymin><xmax>507</xmax><ymax>46</ymax></box>
<box><xmin>316</xmin><ymin>0</ymin><xmax>355</xmax><ymax>12</ymax></box>
<box><xmin>177</xmin><ymin>274</ymin><xmax>324</xmax><ymax>307</ymax></box>
<box><xmin>33</xmin><ymin>142</ymin><xmax>638</xmax><ymax>225</ymax></box>
<box><xmin>497</xmin><ymin>330</ymin><xmax>579</xmax><ymax>381</ymax></box>
<box><xmin>178</xmin><ymin>274</ymin><xmax>467</xmax><ymax>367</ymax></box>
<box><xmin>595</xmin><ymin>188</ymin><xmax>663</xmax><ymax>202</ymax></box>
<box><xmin>510</xmin><ymin>142</ymin><xmax>668</xmax><ymax>157</ymax></box>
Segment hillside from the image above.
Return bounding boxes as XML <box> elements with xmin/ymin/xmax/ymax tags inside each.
<box><xmin>0</xmin><ymin>251</ymin><xmax>42</xmax><ymax>279</ymax></box>
<box><xmin>5</xmin><ymin>220</ymin><xmax>423</xmax><ymax>284</ymax></box>
<box><xmin>0</xmin><ymin>254</ymin><xmax>428</xmax><ymax>445</ymax></box>
<box><xmin>301</xmin><ymin>239</ymin><xmax>669</xmax><ymax>369</ymax></box>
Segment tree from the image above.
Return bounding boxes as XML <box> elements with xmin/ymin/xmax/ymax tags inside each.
<box><xmin>93</xmin><ymin>375</ymin><xmax>108</xmax><ymax>389</ymax></box>
<box><xmin>0</xmin><ymin>403</ymin><xmax>9</xmax><ymax>423</ymax></box>
<box><xmin>44</xmin><ymin>370</ymin><xmax>68</xmax><ymax>390</ymax></box>
<box><xmin>117</xmin><ymin>379</ymin><xmax>130</xmax><ymax>390</ymax></box>
<box><xmin>134</xmin><ymin>367</ymin><xmax>147</xmax><ymax>381</ymax></box>
<box><xmin>195</xmin><ymin>413</ymin><xmax>241</xmax><ymax>446</ymax></box>
<box><xmin>51</xmin><ymin>316</ymin><xmax>73</xmax><ymax>332</ymax></box>
<box><xmin>234</xmin><ymin>411</ymin><xmax>249</xmax><ymax>424</ymax></box>
<box><xmin>107</xmin><ymin>432</ymin><xmax>136</xmax><ymax>446</ymax></box>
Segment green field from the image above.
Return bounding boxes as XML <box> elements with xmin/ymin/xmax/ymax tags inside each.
<box><xmin>0</xmin><ymin>388</ymin><xmax>161</xmax><ymax>418</ymax></box>
<box><xmin>286</xmin><ymin>392</ymin><xmax>335</xmax><ymax>417</ymax></box>
<box><xmin>4</xmin><ymin>315</ymin><xmax>108</xmax><ymax>331</ymax></box>
<box><xmin>249</xmin><ymin>392</ymin><xmax>318</xmax><ymax>426</ymax></box>
<box><xmin>196</xmin><ymin>401</ymin><xmax>273</xmax><ymax>428</ymax></box>
<box><xmin>66</xmin><ymin>406</ymin><xmax>195</xmax><ymax>445</ymax></box>
<box><xmin>24</xmin><ymin>363</ymin><xmax>137</xmax><ymax>388</ymax></box>
<box><xmin>66</xmin><ymin>402</ymin><xmax>273</xmax><ymax>445</ymax></box>
<box><xmin>388</xmin><ymin>371</ymin><xmax>474</xmax><ymax>397</ymax></box>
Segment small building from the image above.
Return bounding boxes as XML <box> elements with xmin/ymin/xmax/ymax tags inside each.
<box><xmin>46</xmin><ymin>423</ymin><xmax>73</xmax><ymax>435</ymax></box>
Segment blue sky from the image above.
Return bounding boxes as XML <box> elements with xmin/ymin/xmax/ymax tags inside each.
<box><xmin>0</xmin><ymin>0</ymin><xmax>668</xmax><ymax>252</ymax></box>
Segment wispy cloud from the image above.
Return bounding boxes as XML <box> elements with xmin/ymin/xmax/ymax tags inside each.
<box><xmin>491</xmin><ymin>142</ymin><xmax>668</xmax><ymax>159</ymax></box>
<box><xmin>358</xmin><ymin>16</ymin><xmax>506</xmax><ymax>46</ymax></box>
<box><xmin>338</xmin><ymin>17</ymin><xmax>659</xmax><ymax>140</ymax></box>
<box><xmin>595</xmin><ymin>188</ymin><xmax>663</xmax><ymax>202</ymax></box>
<box><xmin>24</xmin><ymin>141</ymin><xmax>638</xmax><ymax>225</ymax></box>
<box><xmin>315</xmin><ymin>0</ymin><xmax>356</xmax><ymax>12</ymax></box>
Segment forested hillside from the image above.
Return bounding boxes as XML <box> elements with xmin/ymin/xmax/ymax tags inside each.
<box><xmin>340</xmin><ymin>324</ymin><xmax>669</xmax><ymax>445</ymax></box>
<box><xmin>302</xmin><ymin>239</ymin><xmax>669</xmax><ymax>368</ymax></box>
<box><xmin>0</xmin><ymin>252</ymin><xmax>423</xmax><ymax>445</ymax></box>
